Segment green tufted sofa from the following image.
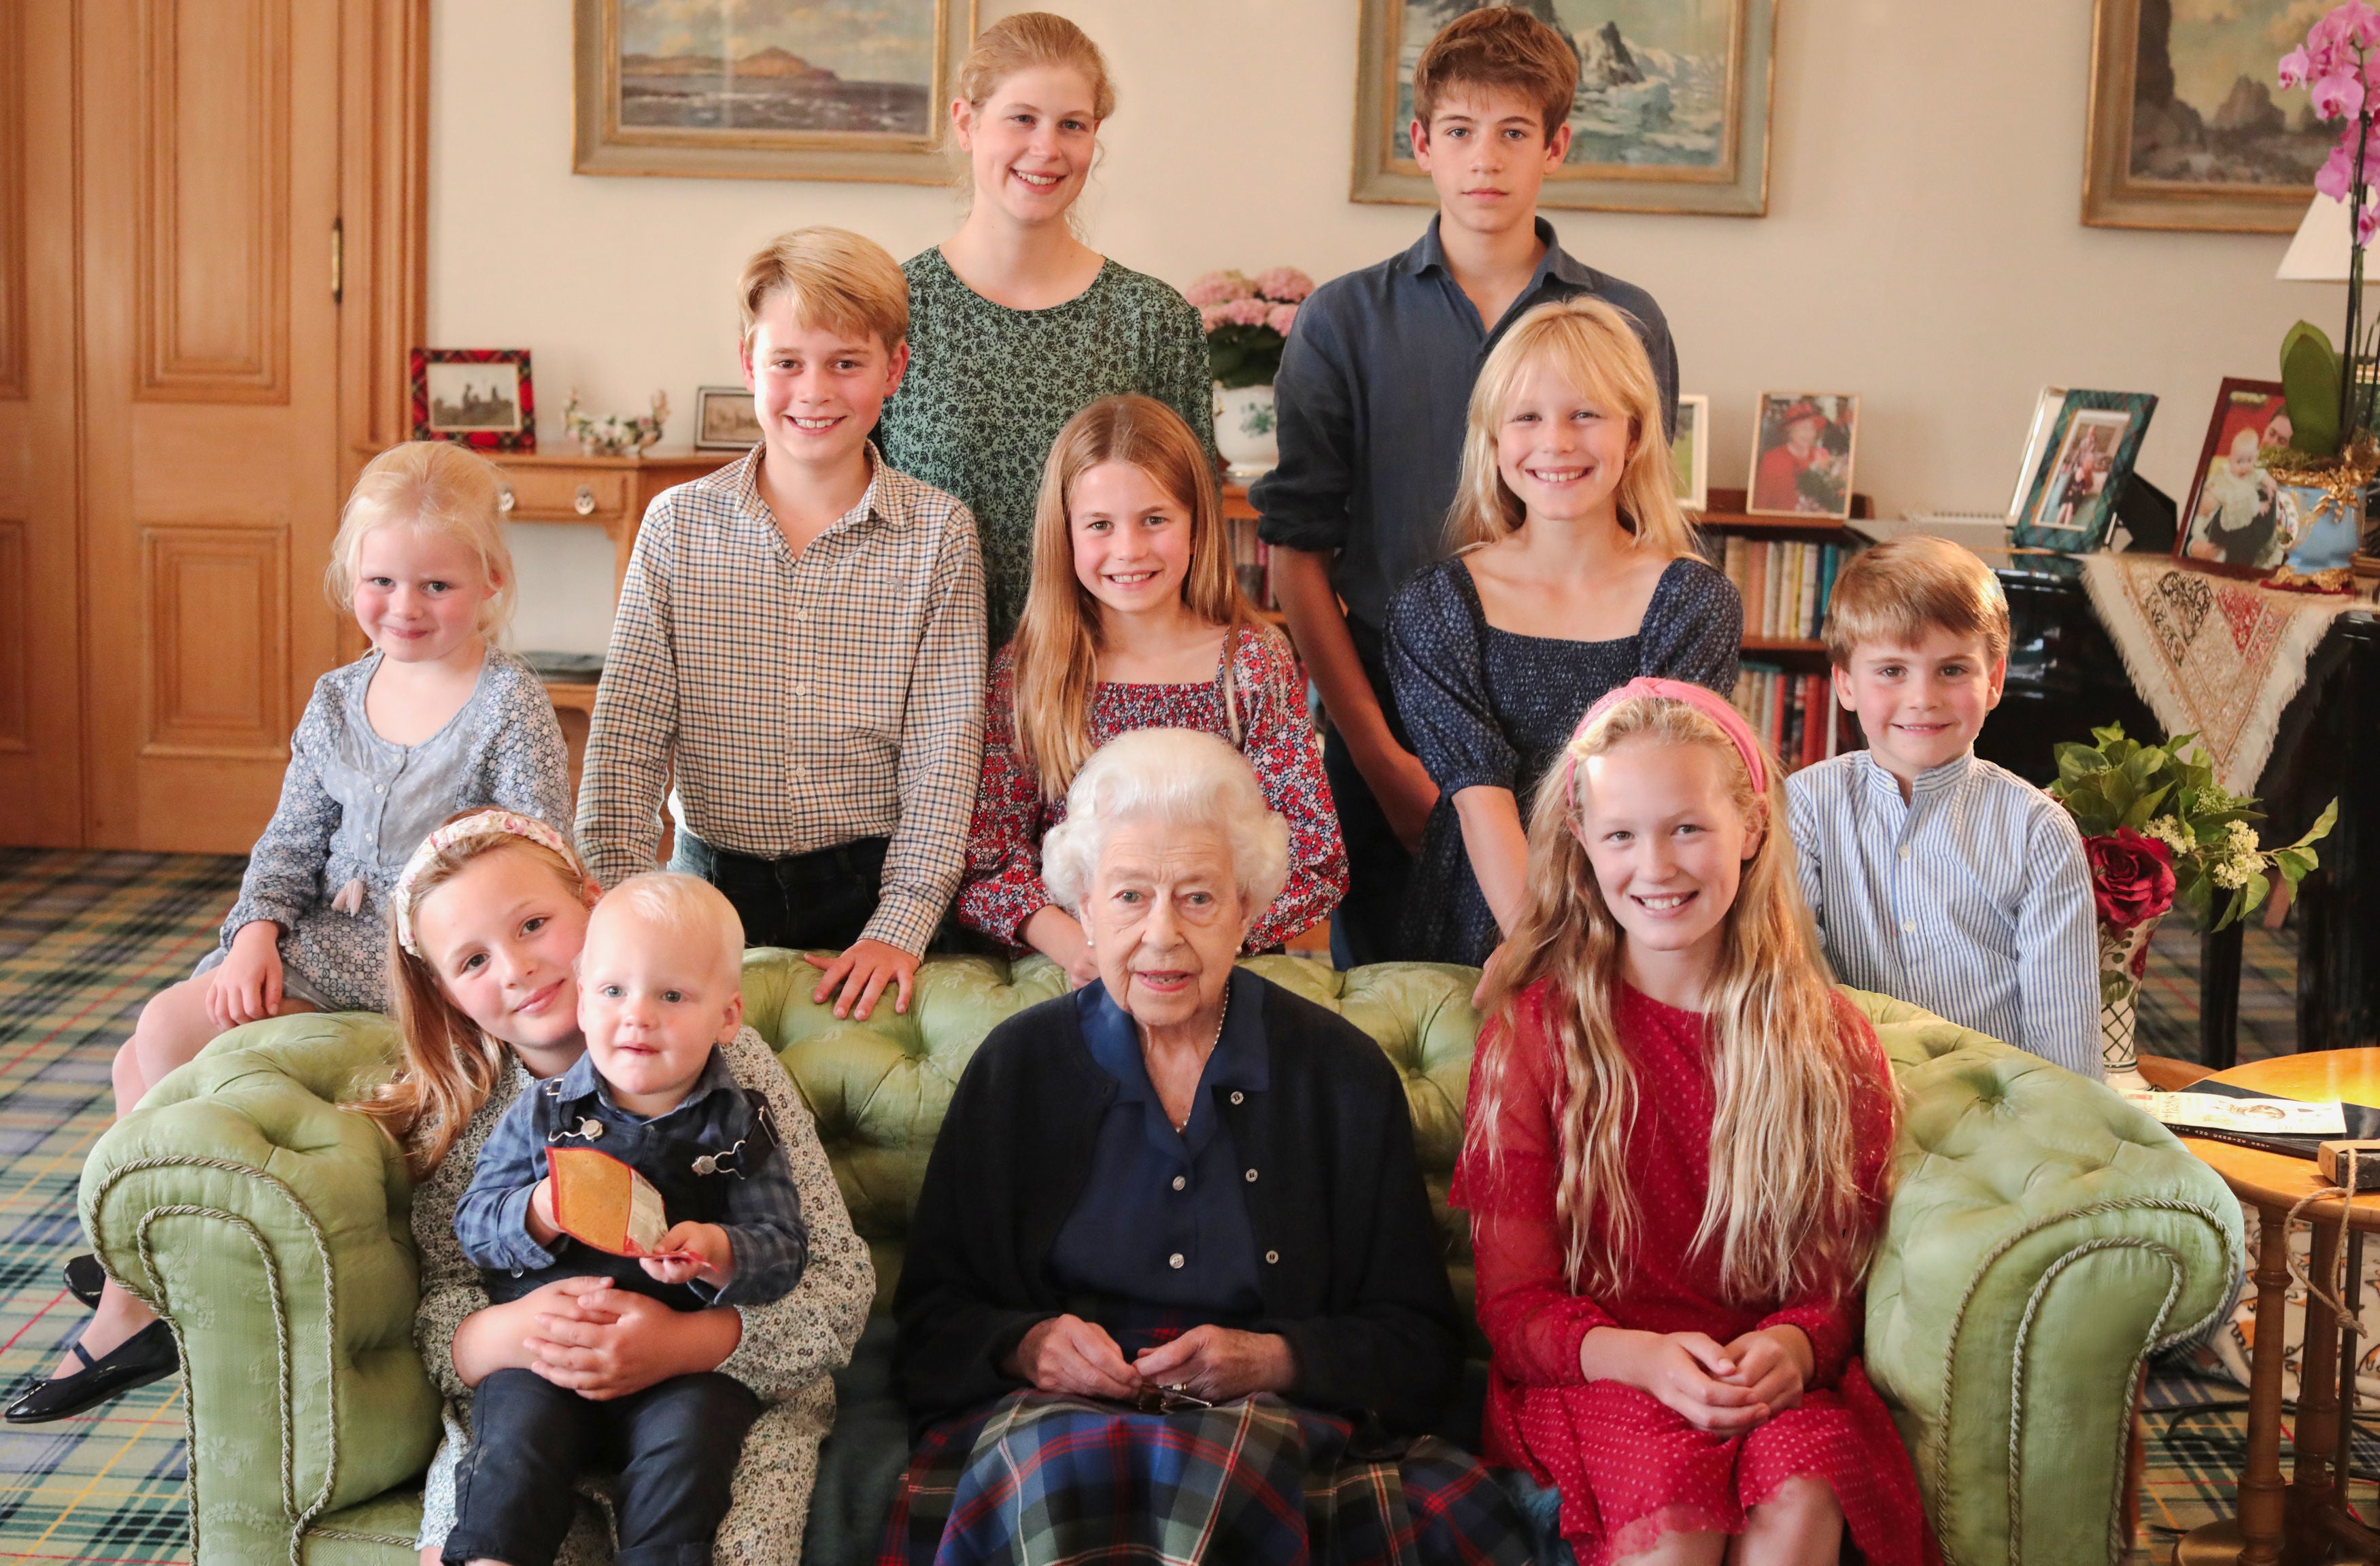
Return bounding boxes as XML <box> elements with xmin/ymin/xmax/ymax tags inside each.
<box><xmin>80</xmin><ymin>952</ymin><xmax>2241</xmax><ymax>1566</ymax></box>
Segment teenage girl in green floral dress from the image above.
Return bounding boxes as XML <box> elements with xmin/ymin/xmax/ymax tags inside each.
<box><xmin>876</xmin><ymin>11</ymin><xmax>1216</xmax><ymax>645</ymax></box>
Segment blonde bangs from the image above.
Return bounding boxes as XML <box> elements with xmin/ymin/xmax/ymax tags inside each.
<box><xmin>1009</xmin><ymin>396</ymin><xmax>1253</xmax><ymax>800</ymax></box>
<box><xmin>1446</xmin><ymin>297</ymin><xmax>1694</xmax><ymax>565</ymax></box>
<box><xmin>1468</xmin><ymin>694</ymin><xmax>1893</xmax><ymax>1306</ymax></box>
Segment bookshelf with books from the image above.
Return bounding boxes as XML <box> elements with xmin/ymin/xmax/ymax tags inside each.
<box><xmin>1694</xmin><ymin>486</ymin><xmax>1868</xmax><ymax>771</ymax></box>
<box><xmin>1221</xmin><ymin>480</ymin><xmax>1288</xmax><ymax>625</ymax></box>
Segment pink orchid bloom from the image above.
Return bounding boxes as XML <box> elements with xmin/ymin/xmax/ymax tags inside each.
<box><xmin>2315</xmin><ymin>67</ymin><xmax>2367</xmax><ymax>121</ymax></box>
<box><xmin>2283</xmin><ymin>45</ymin><xmax>2314</xmax><ymax>89</ymax></box>
<box><xmin>2343</xmin><ymin>0</ymin><xmax>2380</xmax><ymax>47</ymax></box>
<box><xmin>2319</xmin><ymin>141</ymin><xmax>2357</xmax><ymax>200</ymax></box>
<box><xmin>1265</xmin><ymin>303</ymin><xmax>1299</xmax><ymax>337</ymax></box>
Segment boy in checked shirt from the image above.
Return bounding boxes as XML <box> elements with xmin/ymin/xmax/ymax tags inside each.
<box><xmin>579</xmin><ymin>228</ymin><xmax>986</xmax><ymax>1021</ymax></box>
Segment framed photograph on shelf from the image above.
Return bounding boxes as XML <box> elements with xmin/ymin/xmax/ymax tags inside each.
<box><xmin>1350</xmin><ymin>0</ymin><xmax>1777</xmax><ymax>216</ymax></box>
<box><xmin>1671</xmin><ymin>394</ymin><xmax>1710</xmax><ymax>511</ymax></box>
<box><xmin>2011</xmin><ymin>390</ymin><xmax>2158</xmax><ymax>552</ymax></box>
<box><xmin>694</xmin><ymin>386</ymin><xmax>763</xmax><ymax>452</ymax></box>
<box><xmin>2177</xmin><ymin>378</ymin><xmax>2291</xmax><ymax>575</ymax></box>
<box><xmin>1746</xmin><ymin>394</ymin><xmax>1857</xmax><ymax>520</ymax></box>
<box><xmin>411</xmin><ymin>349</ymin><xmax>534</xmax><ymax>452</ymax></box>
<box><xmin>2083</xmin><ymin>0</ymin><xmax>2327</xmax><ymax>232</ymax></box>
<box><xmin>574</xmin><ymin>0</ymin><xmax>979</xmax><ymax>184</ymax></box>
<box><xmin>2008</xmin><ymin>386</ymin><xmax>2069</xmax><ymax>519</ymax></box>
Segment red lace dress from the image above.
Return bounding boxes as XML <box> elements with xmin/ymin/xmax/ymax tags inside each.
<box><xmin>955</xmin><ymin>624</ymin><xmax>1346</xmax><ymax>952</ymax></box>
<box><xmin>1452</xmin><ymin>980</ymin><xmax>1930</xmax><ymax>1566</ymax></box>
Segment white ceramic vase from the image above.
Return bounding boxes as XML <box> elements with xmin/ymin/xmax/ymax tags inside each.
<box><xmin>2096</xmin><ymin>915</ymin><xmax>2160</xmax><ymax>1075</ymax></box>
<box><xmin>1213</xmin><ymin>383</ymin><xmax>1278</xmax><ymax>473</ymax></box>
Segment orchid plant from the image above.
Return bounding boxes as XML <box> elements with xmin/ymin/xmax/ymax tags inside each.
<box><xmin>1185</xmin><ymin>268</ymin><xmax>1314</xmax><ymax>390</ymax></box>
<box><xmin>2279</xmin><ymin>4</ymin><xmax>2380</xmax><ymax>455</ymax></box>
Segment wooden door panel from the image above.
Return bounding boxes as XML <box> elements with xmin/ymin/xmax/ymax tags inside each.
<box><xmin>0</xmin><ymin>2</ymin><xmax>81</xmax><ymax>845</ymax></box>
<box><xmin>80</xmin><ymin>0</ymin><xmax>341</xmax><ymax>849</ymax></box>
<box><xmin>136</xmin><ymin>0</ymin><xmax>290</xmax><ymax>401</ymax></box>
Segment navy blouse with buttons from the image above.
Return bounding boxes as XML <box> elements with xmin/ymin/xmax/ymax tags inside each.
<box><xmin>1387</xmin><ymin>553</ymin><xmax>1742</xmax><ymax>966</ymax></box>
<box><xmin>1047</xmin><ymin>971</ymin><xmax>1265</xmax><ymax>1345</ymax></box>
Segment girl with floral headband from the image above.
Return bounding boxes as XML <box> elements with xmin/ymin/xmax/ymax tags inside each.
<box><xmin>15</xmin><ymin>443</ymin><xmax>571</xmax><ymax>1427</ymax></box>
<box><xmin>358</xmin><ymin>808</ymin><xmax>872</xmax><ymax>1565</ymax></box>
<box><xmin>1455</xmin><ymin>679</ymin><xmax>1924</xmax><ymax>1566</ymax></box>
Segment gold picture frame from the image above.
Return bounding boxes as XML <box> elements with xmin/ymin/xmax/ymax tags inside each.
<box><xmin>1350</xmin><ymin>0</ymin><xmax>1777</xmax><ymax>218</ymax></box>
<box><xmin>2082</xmin><ymin>0</ymin><xmax>2325</xmax><ymax>233</ymax></box>
<box><xmin>574</xmin><ymin>0</ymin><xmax>978</xmax><ymax>184</ymax></box>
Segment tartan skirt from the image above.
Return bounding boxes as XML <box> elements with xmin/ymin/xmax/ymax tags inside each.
<box><xmin>879</xmin><ymin>1392</ymin><xmax>1534</xmax><ymax>1566</ymax></box>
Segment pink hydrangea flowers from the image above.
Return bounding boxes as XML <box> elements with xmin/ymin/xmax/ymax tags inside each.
<box><xmin>2281</xmin><ymin>2</ymin><xmax>2380</xmax><ymax>237</ymax></box>
<box><xmin>1192</xmin><ymin>266</ymin><xmax>1316</xmax><ymax>388</ymax></box>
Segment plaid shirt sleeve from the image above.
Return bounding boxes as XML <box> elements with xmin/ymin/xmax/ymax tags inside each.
<box><xmin>577</xmin><ymin>500</ymin><xmax>681</xmax><ymax>891</ymax></box>
<box><xmin>862</xmin><ymin>505</ymin><xmax>987</xmax><ymax>955</ymax></box>
<box><xmin>702</xmin><ymin>1129</ymin><xmax>811</xmax><ymax>1308</ymax></box>
<box><xmin>450</xmin><ymin>1089</ymin><xmax>557</xmax><ymax>1276</ymax></box>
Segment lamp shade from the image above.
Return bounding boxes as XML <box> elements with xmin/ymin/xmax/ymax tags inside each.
<box><xmin>2278</xmin><ymin>193</ymin><xmax>2362</xmax><ymax>281</ymax></box>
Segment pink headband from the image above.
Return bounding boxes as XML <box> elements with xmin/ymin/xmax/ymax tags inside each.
<box><xmin>391</xmin><ymin>809</ymin><xmax>584</xmax><ymax>957</ymax></box>
<box><xmin>1563</xmin><ymin>677</ymin><xmax>1769</xmax><ymax>802</ymax></box>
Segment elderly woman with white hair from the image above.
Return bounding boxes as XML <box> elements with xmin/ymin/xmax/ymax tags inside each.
<box><xmin>886</xmin><ymin>728</ymin><xmax>1530</xmax><ymax>1566</ymax></box>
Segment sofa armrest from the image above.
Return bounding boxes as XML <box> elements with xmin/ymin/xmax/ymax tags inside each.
<box><xmin>1858</xmin><ymin>993</ymin><xmax>2242</xmax><ymax>1566</ymax></box>
<box><xmin>80</xmin><ymin>1012</ymin><xmax>442</xmax><ymax>1566</ymax></box>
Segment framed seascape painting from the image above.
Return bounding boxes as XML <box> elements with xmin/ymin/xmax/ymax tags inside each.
<box><xmin>574</xmin><ymin>0</ymin><xmax>978</xmax><ymax>183</ymax></box>
<box><xmin>1351</xmin><ymin>0</ymin><xmax>1778</xmax><ymax>216</ymax></box>
<box><xmin>2178</xmin><ymin>377</ymin><xmax>2291</xmax><ymax>575</ymax></box>
<box><xmin>2083</xmin><ymin>0</ymin><xmax>2330</xmax><ymax>232</ymax></box>
<box><xmin>2011</xmin><ymin>390</ymin><xmax>2159</xmax><ymax>553</ymax></box>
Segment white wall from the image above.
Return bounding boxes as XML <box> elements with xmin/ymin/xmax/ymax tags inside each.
<box><xmin>432</xmin><ymin>0</ymin><xmax>2339</xmax><ymax>652</ymax></box>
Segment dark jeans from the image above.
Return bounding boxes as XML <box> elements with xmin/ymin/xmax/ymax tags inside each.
<box><xmin>671</xmin><ymin>830</ymin><xmax>887</xmax><ymax>951</ymax></box>
<box><xmin>1323</xmin><ymin>651</ymin><xmax>1421</xmax><ymax>968</ymax></box>
<box><xmin>444</xmin><ymin>1367</ymin><xmax>761</xmax><ymax>1566</ymax></box>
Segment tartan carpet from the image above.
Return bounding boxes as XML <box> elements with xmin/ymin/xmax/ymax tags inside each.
<box><xmin>0</xmin><ymin>849</ymin><xmax>241</xmax><ymax>1565</ymax></box>
<box><xmin>0</xmin><ymin>850</ymin><xmax>2319</xmax><ymax>1563</ymax></box>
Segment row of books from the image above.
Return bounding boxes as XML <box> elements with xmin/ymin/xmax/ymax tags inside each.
<box><xmin>1731</xmin><ymin>662</ymin><xmax>1847</xmax><ymax>773</ymax></box>
<box><xmin>1231</xmin><ymin>525</ymin><xmax>1280</xmax><ymax>611</ymax></box>
<box><xmin>1712</xmin><ymin>539</ymin><xmax>1853</xmax><ymax>643</ymax></box>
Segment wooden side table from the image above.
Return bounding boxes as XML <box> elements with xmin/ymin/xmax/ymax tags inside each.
<box><xmin>2175</xmin><ymin>1049</ymin><xmax>2380</xmax><ymax>1565</ymax></box>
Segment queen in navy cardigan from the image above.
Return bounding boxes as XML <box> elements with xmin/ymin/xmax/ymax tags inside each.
<box><xmin>883</xmin><ymin>728</ymin><xmax>1524</xmax><ymax>1565</ymax></box>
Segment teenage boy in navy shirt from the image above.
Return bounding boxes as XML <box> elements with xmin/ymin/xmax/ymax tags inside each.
<box><xmin>1255</xmin><ymin>7</ymin><xmax>1679</xmax><ymax>966</ymax></box>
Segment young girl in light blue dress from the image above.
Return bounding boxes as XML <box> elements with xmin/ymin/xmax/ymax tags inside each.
<box><xmin>12</xmin><ymin>440</ymin><xmax>572</xmax><ymax>1426</ymax></box>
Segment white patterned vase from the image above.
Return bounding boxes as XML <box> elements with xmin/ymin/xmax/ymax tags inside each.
<box><xmin>1214</xmin><ymin>383</ymin><xmax>1278</xmax><ymax>474</ymax></box>
<box><xmin>2097</xmin><ymin>915</ymin><xmax>2160</xmax><ymax>1075</ymax></box>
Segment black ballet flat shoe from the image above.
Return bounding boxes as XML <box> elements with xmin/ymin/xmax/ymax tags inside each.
<box><xmin>3</xmin><ymin>1320</ymin><xmax>179</xmax><ymax>1424</ymax></box>
<box><xmin>63</xmin><ymin>1253</ymin><xmax>105</xmax><ymax>1309</ymax></box>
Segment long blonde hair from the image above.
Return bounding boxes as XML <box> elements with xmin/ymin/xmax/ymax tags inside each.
<box><xmin>1446</xmin><ymin>296</ymin><xmax>1696</xmax><ymax>562</ymax></box>
<box><xmin>1009</xmin><ymin>394</ymin><xmax>1255</xmax><ymax>800</ymax></box>
<box><xmin>326</xmin><ymin>441</ymin><xmax>517</xmax><ymax>636</ymax></box>
<box><xmin>350</xmin><ymin>821</ymin><xmax>594</xmax><ymax>1181</ymax></box>
<box><xmin>1468</xmin><ymin>692</ymin><xmax>1888</xmax><ymax>1306</ymax></box>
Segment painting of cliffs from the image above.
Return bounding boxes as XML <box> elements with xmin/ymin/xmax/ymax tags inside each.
<box><xmin>615</xmin><ymin>0</ymin><xmax>936</xmax><ymax>137</ymax></box>
<box><xmin>1399</xmin><ymin>0</ymin><xmax>1735</xmax><ymax>170</ymax></box>
<box><xmin>2126</xmin><ymin>0</ymin><xmax>2328</xmax><ymax>189</ymax></box>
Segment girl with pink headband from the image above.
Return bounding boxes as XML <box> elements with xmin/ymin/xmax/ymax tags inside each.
<box><xmin>1452</xmin><ymin>683</ymin><xmax>1926</xmax><ymax>1566</ymax></box>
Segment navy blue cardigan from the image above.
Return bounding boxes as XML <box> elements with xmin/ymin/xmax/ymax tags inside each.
<box><xmin>891</xmin><ymin>971</ymin><xmax>1465</xmax><ymax>1436</ymax></box>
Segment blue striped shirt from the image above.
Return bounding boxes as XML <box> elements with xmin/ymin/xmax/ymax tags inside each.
<box><xmin>1786</xmin><ymin>749</ymin><xmax>2102</xmax><ymax>1078</ymax></box>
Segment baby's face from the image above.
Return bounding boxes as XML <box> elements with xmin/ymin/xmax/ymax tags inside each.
<box><xmin>576</xmin><ymin>905</ymin><xmax>742</xmax><ymax>1115</ymax></box>
<box><xmin>2228</xmin><ymin>428</ymin><xmax>2260</xmax><ymax>477</ymax></box>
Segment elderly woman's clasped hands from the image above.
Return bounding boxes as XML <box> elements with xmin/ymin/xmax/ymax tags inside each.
<box><xmin>1009</xmin><ymin>1314</ymin><xmax>1293</xmax><ymax>1406</ymax></box>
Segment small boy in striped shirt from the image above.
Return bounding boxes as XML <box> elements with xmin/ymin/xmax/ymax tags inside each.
<box><xmin>1786</xmin><ymin>536</ymin><xmax>2102</xmax><ymax>1077</ymax></box>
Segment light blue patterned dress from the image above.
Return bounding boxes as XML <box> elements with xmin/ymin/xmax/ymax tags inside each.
<box><xmin>196</xmin><ymin>645</ymin><xmax>572</xmax><ymax>1012</ymax></box>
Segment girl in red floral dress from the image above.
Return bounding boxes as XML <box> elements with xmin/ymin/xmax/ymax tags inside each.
<box><xmin>955</xmin><ymin>394</ymin><xmax>1346</xmax><ymax>980</ymax></box>
<box><xmin>1455</xmin><ymin>677</ymin><xmax>1928</xmax><ymax>1566</ymax></box>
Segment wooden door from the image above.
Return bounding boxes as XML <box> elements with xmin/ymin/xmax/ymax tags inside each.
<box><xmin>76</xmin><ymin>0</ymin><xmax>347</xmax><ymax>851</ymax></box>
<box><xmin>0</xmin><ymin>4</ymin><xmax>84</xmax><ymax>845</ymax></box>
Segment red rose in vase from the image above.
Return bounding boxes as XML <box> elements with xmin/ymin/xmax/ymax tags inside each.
<box><xmin>2086</xmin><ymin>828</ymin><xmax>2177</xmax><ymax>932</ymax></box>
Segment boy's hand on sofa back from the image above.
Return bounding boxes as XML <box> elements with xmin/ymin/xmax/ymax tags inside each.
<box><xmin>805</xmin><ymin>938</ymin><xmax>918</xmax><ymax>1019</ymax></box>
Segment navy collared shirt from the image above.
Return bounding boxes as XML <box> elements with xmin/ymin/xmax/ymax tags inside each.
<box><xmin>1047</xmin><ymin>971</ymin><xmax>1268</xmax><ymax>1323</ymax></box>
<box><xmin>454</xmin><ymin>1037</ymin><xmax>809</xmax><ymax>1308</ymax></box>
<box><xmin>1253</xmin><ymin>216</ymin><xmax>1678</xmax><ymax>673</ymax></box>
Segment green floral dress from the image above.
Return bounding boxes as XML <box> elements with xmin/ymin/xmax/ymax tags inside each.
<box><xmin>878</xmin><ymin>247</ymin><xmax>1217</xmax><ymax>643</ymax></box>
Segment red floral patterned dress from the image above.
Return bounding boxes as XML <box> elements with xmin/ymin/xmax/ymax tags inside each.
<box><xmin>955</xmin><ymin>624</ymin><xmax>1346</xmax><ymax>952</ymax></box>
<box><xmin>1453</xmin><ymin>979</ymin><xmax>1930</xmax><ymax>1566</ymax></box>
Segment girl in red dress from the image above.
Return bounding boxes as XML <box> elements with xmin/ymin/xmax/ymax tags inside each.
<box><xmin>955</xmin><ymin>394</ymin><xmax>1346</xmax><ymax>980</ymax></box>
<box><xmin>1455</xmin><ymin>677</ymin><xmax>1927</xmax><ymax>1566</ymax></box>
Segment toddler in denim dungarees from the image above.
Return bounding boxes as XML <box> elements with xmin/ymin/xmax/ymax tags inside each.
<box><xmin>443</xmin><ymin>872</ymin><xmax>806</xmax><ymax>1566</ymax></box>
